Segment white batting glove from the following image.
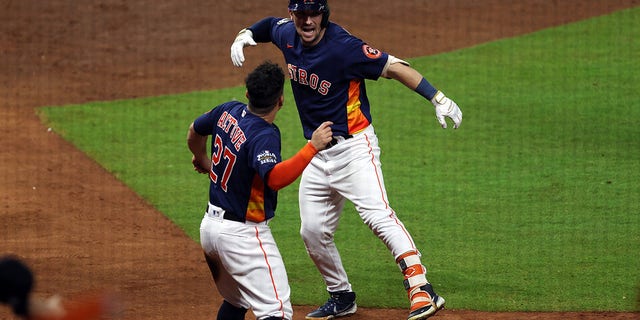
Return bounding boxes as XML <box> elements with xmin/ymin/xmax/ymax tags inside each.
<box><xmin>230</xmin><ymin>28</ymin><xmax>257</xmax><ymax>67</ymax></box>
<box><xmin>431</xmin><ymin>91</ymin><xmax>462</xmax><ymax>129</ymax></box>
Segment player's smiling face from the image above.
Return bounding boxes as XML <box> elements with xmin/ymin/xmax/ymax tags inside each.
<box><xmin>290</xmin><ymin>10</ymin><xmax>325</xmax><ymax>46</ymax></box>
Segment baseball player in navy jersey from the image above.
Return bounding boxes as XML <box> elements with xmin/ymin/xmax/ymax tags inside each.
<box><xmin>230</xmin><ymin>1</ymin><xmax>462</xmax><ymax>319</ymax></box>
<box><xmin>187</xmin><ymin>61</ymin><xmax>333</xmax><ymax>320</ymax></box>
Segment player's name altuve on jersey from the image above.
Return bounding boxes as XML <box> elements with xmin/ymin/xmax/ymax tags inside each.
<box><xmin>217</xmin><ymin>110</ymin><xmax>247</xmax><ymax>151</ymax></box>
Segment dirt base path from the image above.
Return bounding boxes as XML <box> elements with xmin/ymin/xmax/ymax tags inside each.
<box><xmin>2</xmin><ymin>1</ymin><xmax>638</xmax><ymax>319</ymax></box>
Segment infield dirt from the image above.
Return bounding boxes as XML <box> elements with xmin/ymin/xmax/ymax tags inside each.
<box><xmin>2</xmin><ymin>1</ymin><xmax>639</xmax><ymax>319</ymax></box>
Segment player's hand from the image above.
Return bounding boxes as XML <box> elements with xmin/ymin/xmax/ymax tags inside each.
<box><xmin>230</xmin><ymin>28</ymin><xmax>257</xmax><ymax>67</ymax></box>
<box><xmin>310</xmin><ymin>121</ymin><xmax>334</xmax><ymax>151</ymax></box>
<box><xmin>192</xmin><ymin>155</ymin><xmax>211</xmax><ymax>174</ymax></box>
<box><xmin>431</xmin><ymin>91</ymin><xmax>462</xmax><ymax>129</ymax></box>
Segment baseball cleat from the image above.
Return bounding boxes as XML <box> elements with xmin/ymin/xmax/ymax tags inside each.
<box><xmin>407</xmin><ymin>284</ymin><xmax>445</xmax><ymax>320</ymax></box>
<box><xmin>305</xmin><ymin>290</ymin><xmax>357</xmax><ymax>319</ymax></box>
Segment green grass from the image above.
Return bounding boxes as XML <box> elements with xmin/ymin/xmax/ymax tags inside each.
<box><xmin>38</xmin><ymin>7</ymin><xmax>640</xmax><ymax>312</ymax></box>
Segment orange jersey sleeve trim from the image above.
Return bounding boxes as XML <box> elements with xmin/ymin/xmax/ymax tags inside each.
<box><xmin>267</xmin><ymin>142</ymin><xmax>318</xmax><ymax>191</ymax></box>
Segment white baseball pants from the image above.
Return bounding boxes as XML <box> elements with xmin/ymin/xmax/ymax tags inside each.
<box><xmin>299</xmin><ymin>125</ymin><xmax>420</xmax><ymax>292</ymax></box>
<box><xmin>200</xmin><ymin>207</ymin><xmax>292</xmax><ymax>320</ymax></box>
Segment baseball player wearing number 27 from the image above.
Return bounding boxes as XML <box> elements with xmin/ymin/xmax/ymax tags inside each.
<box><xmin>187</xmin><ymin>61</ymin><xmax>333</xmax><ymax>320</ymax></box>
<box><xmin>230</xmin><ymin>1</ymin><xmax>462</xmax><ymax>320</ymax></box>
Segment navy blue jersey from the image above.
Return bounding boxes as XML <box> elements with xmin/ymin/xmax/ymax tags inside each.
<box><xmin>193</xmin><ymin>101</ymin><xmax>282</xmax><ymax>222</ymax></box>
<box><xmin>250</xmin><ymin>18</ymin><xmax>389</xmax><ymax>139</ymax></box>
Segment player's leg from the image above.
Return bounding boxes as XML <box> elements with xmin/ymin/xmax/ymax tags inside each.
<box><xmin>202</xmin><ymin>255</ymin><xmax>248</xmax><ymax>320</ymax></box>
<box><xmin>299</xmin><ymin>156</ymin><xmax>356</xmax><ymax>319</ymax></box>
<box><xmin>215</xmin><ymin>223</ymin><xmax>292</xmax><ymax>320</ymax></box>
<box><xmin>201</xmin><ymin>216</ymin><xmax>251</xmax><ymax>317</ymax></box>
<box><xmin>335</xmin><ymin>125</ymin><xmax>445</xmax><ymax>319</ymax></box>
<box><xmin>396</xmin><ymin>253</ymin><xmax>445</xmax><ymax>320</ymax></box>
<box><xmin>299</xmin><ymin>156</ymin><xmax>350</xmax><ymax>292</ymax></box>
<box><xmin>332</xmin><ymin>126</ymin><xmax>419</xmax><ymax>257</ymax></box>
<box><xmin>242</xmin><ymin>225</ymin><xmax>293</xmax><ymax>320</ymax></box>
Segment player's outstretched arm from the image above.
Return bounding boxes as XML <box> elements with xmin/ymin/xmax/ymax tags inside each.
<box><xmin>266</xmin><ymin>121</ymin><xmax>333</xmax><ymax>191</ymax></box>
<box><xmin>230</xmin><ymin>28</ymin><xmax>257</xmax><ymax>67</ymax></box>
<box><xmin>384</xmin><ymin>60</ymin><xmax>462</xmax><ymax>129</ymax></box>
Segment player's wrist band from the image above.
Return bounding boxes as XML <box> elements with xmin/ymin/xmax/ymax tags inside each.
<box><xmin>415</xmin><ymin>78</ymin><xmax>438</xmax><ymax>100</ymax></box>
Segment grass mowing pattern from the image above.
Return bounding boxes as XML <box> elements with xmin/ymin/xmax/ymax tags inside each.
<box><xmin>39</xmin><ymin>8</ymin><xmax>640</xmax><ymax>311</ymax></box>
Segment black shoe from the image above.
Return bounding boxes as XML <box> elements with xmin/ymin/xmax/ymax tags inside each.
<box><xmin>305</xmin><ymin>290</ymin><xmax>357</xmax><ymax>319</ymax></box>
